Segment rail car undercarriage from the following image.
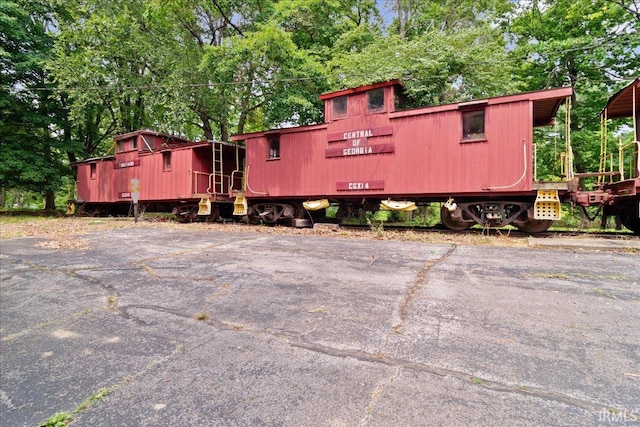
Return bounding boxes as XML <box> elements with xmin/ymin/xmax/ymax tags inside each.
<box><xmin>240</xmin><ymin>197</ymin><xmax>556</xmax><ymax>233</ymax></box>
<box><xmin>439</xmin><ymin>199</ymin><xmax>554</xmax><ymax>233</ymax></box>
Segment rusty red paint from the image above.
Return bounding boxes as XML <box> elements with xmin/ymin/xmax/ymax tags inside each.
<box><xmin>75</xmin><ymin>130</ymin><xmax>244</xmax><ymax>205</ymax></box>
<box><xmin>239</xmin><ymin>83</ymin><xmax>572</xmax><ymax>200</ymax></box>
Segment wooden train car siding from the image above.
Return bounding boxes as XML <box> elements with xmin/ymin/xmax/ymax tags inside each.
<box><xmin>76</xmin><ymin>158</ymin><xmax>116</xmax><ymax>203</ymax></box>
<box><xmin>75</xmin><ymin>130</ymin><xmax>245</xmax><ymax>206</ymax></box>
<box><xmin>234</xmin><ymin>82</ymin><xmax>572</xmax><ymax>200</ymax></box>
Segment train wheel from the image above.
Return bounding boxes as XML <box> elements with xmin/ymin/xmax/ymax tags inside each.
<box><xmin>247</xmin><ymin>213</ymin><xmax>261</xmax><ymax>224</ymax></box>
<box><xmin>619</xmin><ymin>203</ymin><xmax>640</xmax><ymax>235</ymax></box>
<box><xmin>513</xmin><ymin>218</ymin><xmax>553</xmax><ymax>233</ymax></box>
<box><xmin>292</xmin><ymin>202</ymin><xmax>306</xmax><ymax>219</ymax></box>
<box><xmin>335</xmin><ymin>204</ymin><xmax>349</xmax><ymax>223</ymax></box>
<box><xmin>246</xmin><ymin>206</ymin><xmax>262</xmax><ymax>225</ymax></box>
<box><xmin>205</xmin><ymin>205</ymin><xmax>220</xmax><ymax>223</ymax></box>
<box><xmin>175</xmin><ymin>205</ymin><xmax>197</xmax><ymax>223</ymax></box>
<box><xmin>440</xmin><ymin>206</ymin><xmax>474</xmax><ymax>231</ymax></box>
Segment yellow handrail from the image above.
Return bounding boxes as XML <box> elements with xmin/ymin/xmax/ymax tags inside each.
<box><xmin>564</xmin><ymin>98</ymin><xmax>574</xmax><ymax>179</ymax></box>
<box><xmin>533</xmin><ymin>143</ymin><xmax>537</xmax><ymax>181</ymax></box>
<box><xmin>599</xmin><ymin>111</ymin><xmax>607</xmax><ymax>185</ymax></box>
<box><xmin>619</xmin><ymin>139</ymin><xmax>640</xmax><ymax>181</ymax></box>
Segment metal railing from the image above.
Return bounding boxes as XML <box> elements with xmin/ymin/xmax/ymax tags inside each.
<box><xmin>619</xmin><ymin>139</ymin><xmax>640</xmax><ymax>181</ymax></box>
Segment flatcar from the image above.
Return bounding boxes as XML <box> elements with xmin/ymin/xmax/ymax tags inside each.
<box><xmin>71</xmin><ymin>130</ymin><xmax>245</xmax><ymax>222</ymax></box>
<box><xmin>573</xmin><ymin>77</ymin><xmax>639</xmax><ymax>234</ymax></box>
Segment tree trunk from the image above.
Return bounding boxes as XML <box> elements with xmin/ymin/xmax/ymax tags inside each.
<box><xmin>199</xmin><ymin>111</ymin><xmax>214</xmax><ymax>140</ymax></box>
<box><xmin>220</xmin><ymin>118</ymin><xmax>229</xmax><ymax>142</ymax></box>
<box><xmin>44</xmin><ymin>190</ymin><xmax>56</xmax><ymax>211</ymax></box>
<box><xmin>398</xmin><ymin>0</ymin><xmax>409</xmax><ymax>38</ymax></box>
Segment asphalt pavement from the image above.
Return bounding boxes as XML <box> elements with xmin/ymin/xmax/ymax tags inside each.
<box><xmin>1</xmin><ymin>227</ymin><xmax>639</xmax><ymax>426</ymax></box>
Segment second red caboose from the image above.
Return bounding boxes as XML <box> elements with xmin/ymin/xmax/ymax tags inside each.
<box><xmin>72</xmin><ymin>130</ymin><xmax>244</xmax><ymax>221</ymax></box>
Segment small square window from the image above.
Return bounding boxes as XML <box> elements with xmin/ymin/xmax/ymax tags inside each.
<box><xmin>90</xmin><ymin>163</ymin><xmax>97</xmax><ymax>179</ymax></box>
<box><xmin>367</xmin><ymin>88</ymin><xmax>385</xmax><ymax>113</ymax></box>
<box><xmin>332</xmin><ymin>96</ymin><xmax>348</xmax><ymax>119</ymax></box>
<box><xmin>269</xmin><ymin>138</ymin><xmax>280</xmax><ymax>160</ymax></box>
<box><xmin>117</xmin><ymin>141</ymin><xmax>124</xmax><ymax>153</ymax></box>
<box><xmin>462</xmin><ymin>110</ymin><xmax>486</xmax><ymax>141</ymax></box>
<box><xmin>162</xmin><ymin>151</ymin><xmax>171</xmax><ymax>171</ymax></box>
<box><xmin>132</xmin><ymin>137</ymin><xmax>138</xmax><ymax>150</ymax></box>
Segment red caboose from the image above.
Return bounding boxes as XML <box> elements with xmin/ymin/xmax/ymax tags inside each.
<box><xmin>72</xmin><ymin>130</ymin><xmax>244</xmax><ymax>221</ymax></box>
<box><xmin>231</xmin><ymin>80</ymin><xmax>573</xmax><ymax>232</ymax></box>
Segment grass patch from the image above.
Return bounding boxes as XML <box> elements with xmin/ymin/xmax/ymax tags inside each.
<box><xmin>531</xmin><ymin>272</ymin><xmax>570</xmax><ymax>280</ymax></box>
<box><xmin>40</xmin><ymin>386</ymin><xmax>114</xmax><ymax>427</ymax></box>
<box><xmin>41</xmin><ymin>411</ymin><xmax>73</xmax><ymax>427</ymax></box>
<box><xmin>194</xmin><ymin>312</ymin><xmax>210</xmax><ymax>321</ymax></box>
<box><xmin>593</xmin><ymin>287</ymin><xmax>617</xmax><ymax>299</ymax></box>
<box><xmin>107</xmin><ymin>295</ymin><xmax>118</xmax><ymax>310</ymax></box>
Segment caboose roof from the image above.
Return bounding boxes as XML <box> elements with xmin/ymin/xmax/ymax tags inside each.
<box><xmin>114</xmin><ymin>129</ymin><xmax>193</xmax><ymax>144</ymax></box>
<box><xmin>387</xmin><ymin>86</ymin><xmax>572</xmax><ymax>127</ymax></box>
<box><xmin>232</xmin><ymin>84</ymin><xmax>572</xmax><ymax>141</ymax></box>
<box><xmin>70</xmin><ymin>155</ymin><xmax>115</xmax><ymax>166</ymax></box>
<box><xmin>318</xmin><ymin>80</ymin><xmax>401</xmax><ymax>100</ymax></box>
<box><xmin>602</xmin><ymin>76</ymin><xmax>640</xmax><ymax>119</ymax></box>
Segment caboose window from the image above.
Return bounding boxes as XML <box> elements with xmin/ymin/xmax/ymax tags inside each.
<box><xmin>90</xmin><ymin>163</ymin><xmax>97</xmax><ymax>179</ymax></box>
<box><xmin>131</xmin><ymin>138</ymin><xmax>138</xmax><ymax>150</ymax></box>
<box><xmin>462</xmin><ymin>110</ymin><xmax>486</xmax><ymax>141</ymax></box>
<box><xmin>162</xmin><ymin>151</ymin><xmax>171</xmax><ymax>171</ymax></box>
<box><xmin>117</xmin><ymin>141</ymin><xmax>124</xmax><ymax>153</ymax></box>
<box><xmin>333</xmin><ymin>96</ymin><xmax>348</xmax><ymax>119</ymax></box>
<box><xmin>367</xmin><ymin>88</ymin><xmax>385</xmax><ymax>113</ymax></box>
<box><xmin>269</xmin><ymin>137</ymin><xmax>280</xmax><ymax>160</ymax></box>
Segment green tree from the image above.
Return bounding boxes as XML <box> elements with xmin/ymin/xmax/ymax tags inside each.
<box><xmin>51</xmin><ymin>0</ymin><xmax>157</xmax><ymax>148</ymax></box>
<box><xmin>1</xmin><ymin>0</ymin><xmax>72</xmax><ymax>210</ymax></box>
<box><xmin>331</xmin><ymin>0</ymin><xmax>517</xmax><ymax>103</ymax></box>
<box><xmin>508</xmin><ymin>0</ymin><xmax>640</xmax><ymax>174</ymax></box>
<box><xmin>51</xmin><ymin>0</ymin><xmax>336</xmax><ymax>143</ymax></box>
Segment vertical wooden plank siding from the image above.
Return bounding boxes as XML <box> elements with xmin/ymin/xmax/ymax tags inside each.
<box><xmin>245</xmin><ymin>97</ymin><xmax>534</xmax><ymax>199</ymax></box>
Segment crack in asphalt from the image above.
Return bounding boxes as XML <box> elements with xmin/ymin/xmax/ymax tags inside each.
<box><xmin>106</xmin><ymin>301</ymin><xmax>611</xmax><ymax>416</ymax></box>
<box><xmin>0</xmin><ymin>244</ymin><xmax>617</xmax><ymax>418</ymax></box>
<box><xmin>287</xmin><ymin>338</ymin><xmax>608</xmax><ymax>414</ymax></box>
<box><xmin>395</xmin><ymin>244</ymin><xmax>457</xmax><ymax>330</ymax></box>
<box><xmin>378</xmin><ymin>245</ymin><xmax>457</xmax><ymax>356</ymax></box>
<box><xmin>359</xmin><ymin>366</ymin><xmax>401</xmax><ymax>426</ymax></box>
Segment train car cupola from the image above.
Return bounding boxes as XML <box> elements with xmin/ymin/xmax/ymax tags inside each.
<box><xmin>319</xmin><ymin>80</ymin><xmax>401</xmax><ymax>122</ymax></box>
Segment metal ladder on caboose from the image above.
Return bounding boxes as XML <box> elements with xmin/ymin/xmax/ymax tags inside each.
<box><xmin>198</xmin><ymin>142</ymin><xmax>224</xmax><ymax>217</ymax></box>
<box><xmin>212</xmin><ymin>142</ymin><xmax>224</xmax><ymax>195</ymax></box>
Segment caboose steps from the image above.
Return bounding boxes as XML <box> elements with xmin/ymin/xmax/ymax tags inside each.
<box><xmin>197</xmin><ymin>198</ymin><xmax>211</xmax><ymax>216</ymax></box>
<box><xmin>233</xmin><ymin>193</ymin><xmax>247</xmax><ymax>216</ymax></box>
<box><xmin>533</xmin><ymin>190</ymin><xmax>562</xmax><ymax>221</ymax></box>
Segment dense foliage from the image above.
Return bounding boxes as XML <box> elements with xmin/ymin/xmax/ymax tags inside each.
<box><xmin>1</xmin><ymin>0</ymin><xmax>637</xmax><ymax>208</ymax></box>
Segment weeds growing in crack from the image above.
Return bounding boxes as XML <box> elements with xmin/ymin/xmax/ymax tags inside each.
<box><xmin>39</xmin><ymin>382</ymin><xmax>124</xmax><ymax>427</ymax></box>
<box><xmin>106</xmin><ymin>295</ymin><xmax>118</xmax><ymax>311</ymax></box>
<box><xmin>194</xmin><ymin>312</ymin><xmax>210</xmax><ymax>321</ymax></box>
